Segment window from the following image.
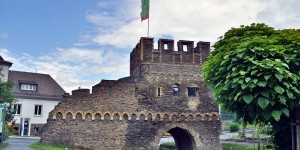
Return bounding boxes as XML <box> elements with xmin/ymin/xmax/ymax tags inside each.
<box><xmin>135</xmin><ymin>87</ymin><xmax>138</xmax><ymax>97</ymax></box>
<box><xmin>183</xmin><ymin>45</ymin><xmax>188</xmax><ymax>52</ymax></box>
<box><xmin>172</xmin><ymin>84</ymin><xmax>179</xmax><ymax>96</ymax></box>
<box><xmin>33</xmin><ymin>127</ymin><xmax>39</xmax><ymax>133</ymax></box>
<box><xmin>157</xmin><ymin>87</ymin><xmax>162</xmax><ymax>97</ymax></box>
<box><xmin>164</xmin><ymin>44</ymin><xmax>168</xmax><ymax>50</ymax></box>
<box><xmin>187</xmin><ymin>87</ymin><xmax>198</xmax><ymax>97</ymax></box>
<box><xmin>13</xmin><ymin>104</ymin><xmax>21</xmax><ymax>115</ymax></box>
<box><xmin>21</xmin><ymin>84</ymin><xmax>37</xmax><ymax>91</ymax></box>
<box><xmin>34</xmin><ymin>105</ymin><xmax>42</xmax><ymax>116</ymax></box>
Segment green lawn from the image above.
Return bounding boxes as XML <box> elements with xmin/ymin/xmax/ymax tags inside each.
<box><xmin>160</xmin><ymin>143</ymin><xmax>274</xmax><ymax>150</ymax></box>
<box><xmin>1</xmin><ymin>143</ymin><xmax>8</xmax><ymax>149</ymax></box>
<box><xmin>160</xmin><ymin>142</ymin><xmax>176</xmax><ymax>148</ymax></box>
<box><xmin>29</xmin><ymin>142</ymin><xmax>68</xmax><ymax>150</ymax></box>
<box><xmin>29</xmin><ymin>142</ymin><xmax>274</xmax><ymax>150</ymax></box>
<box><xmin>222</xmin><ymin>143</ymin><xmax>274</xmax><ymax>150</ymax></box>
<box><xmin>28</xmin><ymin>142</ymin><xmax>86</xmax><ymax>150</ymax></box>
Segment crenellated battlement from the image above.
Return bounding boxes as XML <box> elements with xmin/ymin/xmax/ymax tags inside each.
<box><xmin>41</xmin><ymin>37</ymin><xmax>220</xmax><ymax>150</ymax></box>
<box><xmin>130</xmin><ymin>37</ymin><xmax>210</xmax><ymax>75</ymax></box>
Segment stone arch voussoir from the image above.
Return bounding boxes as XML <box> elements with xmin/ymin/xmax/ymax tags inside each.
<box><xmin>139</xmin><ymin>113</ymin><xmax>146</xmax><ymax>121</ymax></box>
<box><xmin>66</xmin><ymin>112</ymin><xmax>73</xmax><ymax>120</ymax></box>
<box><xmin>55</xmin><ymin>112</ymin><xmax>63</xmax><ymax>120</ymax></box>
<box><xmin>113</xmin><ymin>112</ymin><xmax>121</xmax><ymax>121</ymax></box>
<box><xmin>85</xmin><ymin>112</ymin><xmax>93</xmax><ymax>120</ymax></box>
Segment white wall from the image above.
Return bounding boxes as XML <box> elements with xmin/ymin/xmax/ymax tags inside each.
<box><xmin>13</xmin><ymin>98</ymin><xmax>59</xmax><ymax>124</ymax></box>
<box><xmin>0</xmin><ymin>65</ymin><xmax>9</xmax><ymax>82</ymax></box>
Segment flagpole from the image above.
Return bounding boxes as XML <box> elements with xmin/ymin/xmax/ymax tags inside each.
<box><xmin>147</xmin><ymin>0</ymin><xmax>150</xmax><ymax>37</ymax></box>
<box><xmin>147</xmin><ymin>17</ymin><xmax>149</xmax><ymax>37</ymax></box>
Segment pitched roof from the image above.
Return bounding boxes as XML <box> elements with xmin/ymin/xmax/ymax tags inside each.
<box><xmin>0</xmin><ymin>56</ymin><xmax>13</xmax><ymax>67</ymax></box>
<box><xmin>8</xmin><ymin>70</ymin><xmax>66</xmax><ymax>100</ymax></box>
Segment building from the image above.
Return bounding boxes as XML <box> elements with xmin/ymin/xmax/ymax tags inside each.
<box><xmin>41</xmin><ymin>37</ymin><xmax>221</xmax><ymax>150</ymax></box>
<box><xmin>0</xmin><ymin>56</ymin><xmax>65</xmax><ymax>136</ymax></box>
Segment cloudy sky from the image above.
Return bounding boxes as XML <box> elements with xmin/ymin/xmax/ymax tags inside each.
<box><xmin>0</xmin><ymin>0</ymin><xmax>299</xmax><ymax>92</ymax></box>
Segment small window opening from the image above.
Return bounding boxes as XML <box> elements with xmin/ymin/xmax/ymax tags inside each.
<box><xmin>187</xmin><ymin>87</ymin><xmax>198</xmax><ymax>97</ymax></box>
<box><xmin>135</xmin><ymin>87</ymin><xmax>138</xmax><ymax>97</ymax></box>
<box><xmin>20</xmin><ymin>84</ymin><xmax>37</xmax><ymax>91</ymax></box>
<box><xmin>33</xmin><ymin>127</ymin><xmax>39</xmax><ymax>133</ymax></box>
<box><xmin>157</xmin><ymin>87</ymin><xmax>162</xmax><ymax>97</ymax></box>
<box><xmin>183</xmin><ymin>45</ymin><xmax>188</xmax><ymax>52</ymax></box>
<box><xmin>14</xmin><ymin>104</ymin><xmax>21</xmax><ymax>115</ymax></box>
<box><xmin>34</xmin><ymin>105</ymin><xmax>42</xmax><ymax>116</ymax></box>
<box><xmin>109</xmin><ymin>86</ymin><xmax>112</xmax><ymax>96</ymax></box>
<box><xmin>164</xmin><ymin>44</ymin><xmax>168</xmax><ymax>50</ymax></box>
<box><xmin>172</xmin><ymin>84</ymin><xmax>179</xmax><ymax>96</ymax></box>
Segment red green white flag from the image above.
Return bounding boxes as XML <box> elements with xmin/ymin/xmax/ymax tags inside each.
<box><xmin>140</xmin><ymin>0</ymin><xmax>149</xmax><ymax>22</ymax></box>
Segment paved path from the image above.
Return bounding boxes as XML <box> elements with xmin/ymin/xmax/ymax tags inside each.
<box><xmin>5</xmin><ymin>136</ymin><xmax>40</xmax><ymax>150</ymax></box>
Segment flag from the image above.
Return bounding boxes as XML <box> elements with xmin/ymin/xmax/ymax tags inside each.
<box><xmin>140</xmin><ymin>0</ymin><xmax>149</xmax><ymax>22</ymax></box>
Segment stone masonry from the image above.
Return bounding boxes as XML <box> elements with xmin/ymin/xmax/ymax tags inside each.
<box><xmin>41</xmin><ymin>37</ymin><xmax>221</xmax><ymax>150</ymax></box>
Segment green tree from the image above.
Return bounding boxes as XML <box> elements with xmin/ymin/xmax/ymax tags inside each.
<box><xmin>0</xmin><ymin>69</ymin><xmax>15</xmax><ymax>139</ymax></box>
<box><xmin>0</xmin><ymin>69</ymin><xmax>15</xmax><ymax>121</ymax></box>
<box><xmin>202</xmin><ymin>23</ymin><xmax>300</xmax><ymax>149</ymax></box>
<box><xmin>220</xmin><ymin>106</ymin><xmax>237</xmax><ymax>121</ymax></box>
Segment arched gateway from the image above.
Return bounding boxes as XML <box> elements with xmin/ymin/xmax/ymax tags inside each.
<box><xmin>41</xmin><ymin>37</ymin><xmax>221</xmax><ymax>150</ymax></box>
<box><xmin>153</xmin><ymin>125</ymin><xmax>200</xmax><ymax>150</ymax></box>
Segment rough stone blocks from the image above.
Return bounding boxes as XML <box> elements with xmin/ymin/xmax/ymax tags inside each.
<box><xmin>41</xmin><ymin>37</ymin><xmax>221</xmax><ymax>150</ymax></box>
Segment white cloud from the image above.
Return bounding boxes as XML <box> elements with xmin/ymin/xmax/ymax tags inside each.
<box><xmin>2</xmin><ymin>0</ymin><xmax>300</xmax><ymax>93</ymax></box>
<box><xmin>87</xmin><ymin>0</ymin><xmax>300</xmax><ymax>48</ymax></box>
<box><xmin>256</xmin><ymin>0</ymin><xmax>300</xmax><ymax>29</ymax></box>
<box><xmin>0</xmin><ymin>47</ymin><xmax>129</xmax><ymax>93</ymax></box>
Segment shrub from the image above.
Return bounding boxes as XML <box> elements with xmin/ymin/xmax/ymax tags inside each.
<box><xmin>229</xmin><ymin>122</ymin><xmax>240</xmax><ymax>132</ymax></box>
<box><xmin>222</xmin><ymin>125</ymin><xmax>230</xmax><ymax>132</ymax></box>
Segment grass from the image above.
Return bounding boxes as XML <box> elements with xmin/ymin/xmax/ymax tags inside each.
<box><xmin>223</xmin><ymin>143</ymin><xmax>274</xmax><ymax>150</ymax></box>
<box><xmin>0</xmin><ymin>142</ymin><xmax>8</xmax><ymax>149</ymax></box>
<box><xmin>28</xmin><ymin>142</ymin><xmax>70</xmax><ymax>150</ymax></box>
<box><xmin>160</xmin><ymin>142</ymin><xmax>274</xmax><ymax>150</ymax></box>
<box><xmin>252</xmin><ymin>132</ymin><xmax>268</xmax><ymax>139</ymax></box>
<box><xmin>30</xmin><ymin>142</ymin><xmax>275</xmax><ymax>150</ymax></box>
<box><xmin>160</xmin><ymin>142</ymin><xmax>176</xmax><ymax>148</ymax></box>
<box><xmin>28</xmin><ymin>142</ymin><xmax>91</xmax><ymax>150</ymax></box>
<box><xmin>222</xmin><ymin>125</ymin><xmax>230</xmax><ymax>132</ymax></box>
<box><xmin>222</xmin><ymin>143</ymin><xmax>255</xmax><ymax>150</ymax></box>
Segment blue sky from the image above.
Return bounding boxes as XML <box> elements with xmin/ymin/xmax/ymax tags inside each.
<box><xmin>0</xmin><ymin>0</ymin><xmax>299</xmax><ymax>92</ymax></box>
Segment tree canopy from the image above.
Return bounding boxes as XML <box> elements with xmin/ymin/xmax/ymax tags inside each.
<box><xmin>0</xmin><ymin>70</ymin><xmax>15</xmax><ymax>121</ymax></box>
<box><xmin>202</xmin><ymin>23</ymin><xmax>300</xmax><ymax>125</ymax></box>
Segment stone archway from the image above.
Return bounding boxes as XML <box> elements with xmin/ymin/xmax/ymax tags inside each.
<box><xmin>154</xmin><ymin>125</ymin><xmax>200</xmax><ymax>150</ymax></box>
<box><xmin>168</xmin><ymin>127</ymin><xmax>197</xmax><ymax>150</ymax></box>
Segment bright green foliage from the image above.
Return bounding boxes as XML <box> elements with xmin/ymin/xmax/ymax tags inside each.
<box><xmin>28</xmin><ymin>142</ymin><xmax>91</xmax><ymax>150</ymax></box>
<box><xmin>229</xmin><ymin>122</ymin><xmax>240</xmax><ymax>132</ymax></box>
<box><xmin>202</xmin><ymin>23</ymin><xmax>300</xmax><ymax>124</ymax></box>
<box><xmin>160</xmin><ymin>142</ymin><xmax>176</xmax><ymax>148</ymax></box>
<box><xmin>0</xmin><ymin>81</ymin><xmax>14</xmax><ymax>104</ymax></box>
<box><xmin>0</xmin><ymin>70</ymin><xmax>15</xmax><ymax>122</ymax></box>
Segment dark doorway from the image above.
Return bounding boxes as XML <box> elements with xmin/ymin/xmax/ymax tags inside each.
<box><xmin>23</xmin><ymin>120</ymin><xmax>29</xmax><ymax>136</ymax></box>
<box><xmin>159</xmin><ymin>127</ymin><xmax>197</xmax><ymax>150</ymax></box>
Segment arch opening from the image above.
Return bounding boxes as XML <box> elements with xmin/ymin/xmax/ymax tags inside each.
<box><xmin>159</xmin><ymin>127</ymin><xmax>197</xmax><ymax>150</ymax></box>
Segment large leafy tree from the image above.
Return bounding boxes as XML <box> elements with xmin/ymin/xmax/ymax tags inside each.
<box><xmin>202</xmin><ymin>23</ymin><xmax>300</xmax><ymax>148</ymax></box>
<box><xmin>0</xmin><ymin>70</ymin><xmax>15</xmax><ymax>122</ymax></box>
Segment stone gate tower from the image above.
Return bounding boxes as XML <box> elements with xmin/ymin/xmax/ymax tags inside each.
<box><xmin>41</xmin><ymin>37</ymin><xmax>221</xmax><ymax>150</ymax></box>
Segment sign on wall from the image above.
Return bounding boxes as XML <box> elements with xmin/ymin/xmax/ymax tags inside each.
<box><xmin>0</xmin><ymin>104</ymin><xmax>5</xmax><ymax>133</ymax></box>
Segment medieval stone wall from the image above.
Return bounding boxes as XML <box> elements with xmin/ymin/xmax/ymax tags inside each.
<box><xmin>42</xmin><ymin>112</ymin><xmax>219</xmax><ymax>150</ymax></box>
<box><xmin>41</xmin><ymin>37</ymin><xmax>221</xmax><ymax>150</ymax></box>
